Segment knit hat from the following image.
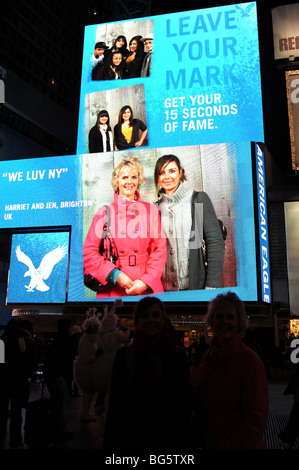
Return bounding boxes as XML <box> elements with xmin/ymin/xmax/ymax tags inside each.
<box><xmin>95</xmin><ymin>41</ymin><xmax>109</xmax><ymax>49</ymax></box>
<box><xmin>101</xmin><ymin>311</ymin><xmax>118</xmax><ymax>329</ymax></box>
<box><xmin>82</xmin><ymin>315</ymin><xmax>101</xmax><ymax>330</ymax></box>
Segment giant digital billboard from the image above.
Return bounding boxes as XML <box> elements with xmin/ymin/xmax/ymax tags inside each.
<box><xmin>77</xmin><ymin>3</ymin><xmax>264</xmax><ymax>153</ymax></box>
<box><xmin>0</xmin><ymin>3</ymin><xmax>270</xmax><ymax>306</ymax></box>
<box><xmin>0</xmin><ymin>141</ymin><xmax>269</xmax><ymax>304</ymax></box>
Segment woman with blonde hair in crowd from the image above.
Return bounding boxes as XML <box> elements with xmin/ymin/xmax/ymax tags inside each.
<box><xmin>189</xmin><ymin>291</ymin><xmax>269</xmax><ymax>449</ymax></box>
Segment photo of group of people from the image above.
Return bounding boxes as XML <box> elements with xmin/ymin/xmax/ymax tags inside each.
<box><xmin>90</xmin><ymin>32</ymin><xmax>153</xmax><ymax>81</ymax></box>
<box><xmin>81</xmin><ymin>143</ymin><xmax>249</xmax><ymax>301</ymax></box>
<box><xmin>78</xmin><ymin>19</ymin><xmax>154</xmax><ymax>156</ymax></box>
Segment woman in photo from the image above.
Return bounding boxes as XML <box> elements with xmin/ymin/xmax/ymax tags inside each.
<box><xmin>123</xmin><ymin>35</ymin><xmax>146</xmax><ymax>79</ymax></box>
<box><xmin>83</xmin><ymin>157</ymin><xmax>166</xmax><ymax>298</ymax></box>
<box><xmin>154</xmin><ymin>154</ymin><xmax>225</xmax><ymax>291</ymax></box>
<box><xmin>114</xmin><ymin>105</ymin><xmax>147</xmax><ymax>150</ymax></box>
<box><xmin>103</xmin><ymin>35</ymin><xmax>129</xmax><ymax>64</ymax></box>
<box><xmin>88</xmin><ymin>110</ymin><xmax>113</xmax><ymax>154</ymax></box>
<box><xmin>92</xmin><ymin>51</ymin><xmax>123</xmax><ymax>81</ymax></box>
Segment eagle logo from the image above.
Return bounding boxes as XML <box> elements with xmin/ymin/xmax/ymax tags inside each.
<box><xmin>236</xmin><ymin>3</ymin><xmax>255</xmax><ymax>17</ymax></box>
<box><xmin>16</xmin><ymin>244</ymin><xmax>68</xmax><ymax>292</ymax></box>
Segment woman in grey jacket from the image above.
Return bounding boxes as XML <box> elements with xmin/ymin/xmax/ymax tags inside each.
<box><xmin>154</xmin><ymin>154</ymin><xmax>225</xmax><ymax>290</ymax></box>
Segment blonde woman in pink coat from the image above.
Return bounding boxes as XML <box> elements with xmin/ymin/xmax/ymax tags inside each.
<box><xmin>83</xmin><ymin>157</ymin><xmax>166</xmax><ymax>298</ymax></box>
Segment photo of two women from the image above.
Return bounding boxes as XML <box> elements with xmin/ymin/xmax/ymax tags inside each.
<box><xmin>86</xmin><ymin>84</ymin><xmax>148</xmax><ymax>153</ymax></box>
<box><xmin>82</xmin><ymin>144</ymin><xmax>238</xmax><ymax>300</ymax></box>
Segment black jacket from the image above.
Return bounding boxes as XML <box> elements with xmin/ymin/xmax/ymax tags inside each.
<box><xmin>114</xmin><ymin>119</ymin><xmax>147</xmax><ymax>150</ymax></box>
<box><xmin>88</xmin><ymin>125</ymin><xmax>112</xmax><ymax>153</ymax></box>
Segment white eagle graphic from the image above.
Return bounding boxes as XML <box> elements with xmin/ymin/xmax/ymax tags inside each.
<box><xmin>16</xmin><ymin>244</ymin><xmax>68</xmax><ymax>292</ymax></box>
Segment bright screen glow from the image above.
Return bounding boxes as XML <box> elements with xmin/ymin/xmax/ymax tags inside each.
<box><xmin>0</xmin><ymin>142</ymin><xmax>262</xmax><ymax>303</ymax></box>
<box><xmin>0</xmin><ymin>3</ymin><xmax>268</xmax><ymax>305</ymax></box>
<box><xmin>77</xmin><ymin>3</ymin><xmax>264</xmax><ymax>153</ymax></box>
<box><xmin>7</xmin><ymin>230</ymin><xmax>70</xmax><ymax>304</ymax></box>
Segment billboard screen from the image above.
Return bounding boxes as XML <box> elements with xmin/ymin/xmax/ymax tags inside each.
<box><xmin>0</xmin><ymin>141</ymin><xmax>270</xmax><ymax>304</ymax></box>
<box><xmin>1</xmin><ymin>3</ymin><xmax>269</xmax><ymax>305</ymax></box>
<box><xmin>77</xmin><ymin>3</ymin><xmax>264</xmax><ymax>154</ymax></box>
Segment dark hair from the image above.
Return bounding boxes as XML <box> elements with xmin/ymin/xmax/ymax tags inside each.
<box><xmin>96</xmin><ymin>109</ymin><xmax>111</xmax><ymax>132</ymax></box>
<box><xmin>129</xmin><ymin>35</ymin><xmax>144</xmax><ymax>59</ymax></box>
<box><xmin>113</xmin><ymin>35</ymin><xmax>128</xmax><ymax>50</ymax></box>
<box><xmin>57</xmin><ymin>317</ymin><xmax>72</xmax><ymax>334</ymax></box>
<box><xmin>118</xmin><ymin>105</ymin><xmax>133</xmax><ymax>126</ymax></box>
<box><xmin>109</xmin><ymin>50</ymin><xmax>123</xmax><ymax>68</ymax></box>
<box><xmin>133</xmin><ymin>297</ymin><xmax>166</xmax><ymax>328</ymax></box>
<box><xmin>154</xmin><ymin>154</ymin><xmax>187</xmax><ymax>190</ymax></box>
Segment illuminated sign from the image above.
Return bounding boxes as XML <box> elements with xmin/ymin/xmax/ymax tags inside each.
<box><xmin>272</xmin><ymin>4</ymin><xmax>299</xmax><ymax>60</ymax></box>
<box><xmin>0</xmin><ymin>3</ymin><xmax>269</xmax><ymax>305</ymax></box>
<box><xmin>0</xmin><ymin>141</ymin><xmax>263</xmax><ymax>303</ymax></box>
<box><xmin>255</xmin><ymin>143</ymin><xmax>271</xmax><ymax>303</ymax></box>
<box><xmin>77</xmin><ymin>3</ymin><xmax>264</xmax><ymax>153</ymax></box>
<box><xmin>285</xmin><ymin>70</ymin><xmax>299</xmax><ymax>172</ymax></box>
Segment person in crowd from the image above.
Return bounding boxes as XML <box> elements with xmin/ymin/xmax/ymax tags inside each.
<box><xmin>114</xmin><ymin>105</ymin><xmax>147</xmax><ymax>150</ymax></box>
<box><xmin>278</xmin><ymin>360</ymin><xmax>299</xmax><ymax>448</ymax></box>
<box><xmin>103</xmin><ymin>35</ymin><xmax>129</xmax><ymax>65</ymax></box>
<box><xmin>92</xmin><ymin>50</ymin><xmax>123</xmax><ymax>80</ymax></box>
<box><xmin>123</xmin><ymin>35</ymin><xmax>146</xmax><ymax>79</ymax></box>
<box><xmin>141</xmin><ymin>32</ymin><xmax>153</xmax><ymax>77</ymax></box>
<box><xmin>103</xmin><ymin>296</ymin><xmax>190</xmax><ymax>449</ymax></box>
<box><xmin>189</xmin><ymin>292</ymin><xmax>269</xmax><ymax>449</ymax></box>
<box><xmin>90</xmin><ymin>41</ymin><xmax>109</xmax><ymax>74</ymax></box>
<box><xmin>0</xmin><ymin>318</ymin><xmax>36</xmax><ymax>449</ymax></box>
<box><xmin>83</xmin><ymin>157</ymin><xmax>166</xmax><ymax>298</ymax></box>
<box><xmin>154</xmin><ymin>154</ymin><xmax>224</xmax><ymax>291</ymax></box>
<box><xmin>73</xmin><ymin>315</ymin><xmax>102</xmax><ymax>422</ymax></box>
<box><xmin>92</xmin><ymin>299</ymin><xmax>130</xmax><ymax>414</ymax></box>
<box><xmin>88</xmin><ymin>110</ymin><xmax>113</xmax><ymax>154</ymax></box>
<box><xmin>70</xmin><ymin>325</ymin><xmax>82</xmax><ymax>397</ymax></box>
<box><xmin>43</xmin><ymin>317</ymin><xmax>77</xmax><ymax>441</ymax></box>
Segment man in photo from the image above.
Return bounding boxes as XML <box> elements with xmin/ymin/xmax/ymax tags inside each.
<box><xmin>141</xmin><ymin>33</ymin><xmax>153</xmax><ymax>77</ymax></box>
<box><xmin>91</xmin><ymin>42</ymin><xmax>109</xmax><ymax>72</ymax></box>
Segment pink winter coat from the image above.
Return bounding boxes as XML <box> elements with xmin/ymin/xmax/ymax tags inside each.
<box><xmin>189</xmin><ymin>333</ymin><xmax>269</xmax><ymax>449</ymax></box>
<box><xmin>83</xmin><ymin>191</ymin><xmax>167</xmax><ymax>298</ymax></box>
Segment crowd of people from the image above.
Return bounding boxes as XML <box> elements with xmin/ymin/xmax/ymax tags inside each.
<box><xmin>0</xmin><ymin>292</ymin><xmax>277</xmax><ymax>450</ymax></box>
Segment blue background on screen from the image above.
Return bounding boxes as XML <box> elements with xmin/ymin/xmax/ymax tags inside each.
<box><xmin>77</xmin><ymin>3</ymin><xmax>264</xmax><ymax>153</ymax></box>
<box><xmin>0</xmin><ymin>141</ymin><xmax>258</xmax><ymax>303</ymax></box>
<box><xmin>0</xmin><ymin>3</ymin><xmax>266</xmax><ymax>304</ymax></box>
<box><xmin>7</xmin><ymin>231</ymin><xmax>69</xmax><ymax>304</ymax></box>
